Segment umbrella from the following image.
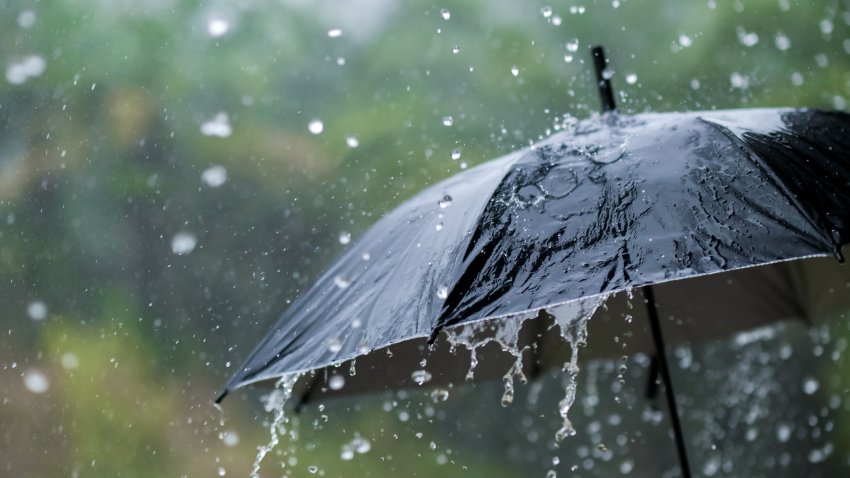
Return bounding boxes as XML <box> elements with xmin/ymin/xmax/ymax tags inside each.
<box><xmin>218</xmin><ymin>47</ymin><xmax>850</xmax><ymax>477</ymax></box>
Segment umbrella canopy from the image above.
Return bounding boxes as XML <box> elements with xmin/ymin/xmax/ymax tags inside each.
<box><xmin>218</xmin><ymin>106</ymin><xmax>850</xmax><ymax>401</ymax></box>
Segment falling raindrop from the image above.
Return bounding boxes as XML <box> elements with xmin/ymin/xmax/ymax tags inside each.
<box><xmin>328</xmin><ymin>375</ymin><xmax>345</xmax><ymax>390</ymax></box>
<box><xmin>345</xmin><ymin>135</ymin><xmax>359</xmax><ymax>148</ymax></box>
<box><xmin>171</xmin><ymin>232</ymin><xmax>197</xmax><ymax>255</ymax></box>
<box><xmin>411</xmin><ymin>370</ymin><xmax>433</xmax><ymax>385</ymax></box>
<box><xmin>207</xmin><ymin>18</ymin><xmax>230</xmax><ymax>37</ymax></box>
<box><xmin>438</xmin><ymin>194</ymin><xmax>453</xmax><ymax>208</ymax></box>
<box><xmin>27</xmin><ymin>301</ymin><xmax>48</xmax><ymax>321</ymax></box>
<box><xmin>333</xmin><ymin>274</ymin><xmax>351</xmax><ymax>289</ymax></box>
<box><xmin>23</xmin><ymin>370</ymin><xmax>49</xmax><ymax>394</ymax></box>
<box><xmin>625</xmin><ymin>73</ymin><xmax>638</xmax><ymax>84</ymax></box>
<box><xmin>803</xmin><ymin>377</ymin><xmax>819</xmax><ymax>395</ymax></box>
<box><xmin>327</xmin><ymin>28</ymin><xmax>342</xmax><ymax>38</ymax></box>
<box><xmin>775</xmin><ymin>33</ymin><xmax>791</xmax><ymax>51</ymax></box>
<box><xmin>430</xmin><ymin>389</ymin><xmax>450</xmax><ymax>402</ymax></box>
<box><xmin>541</xmin><ymin>6</ymin><xmax>553</xmax><ymax>18</ymax></box>
<box><xmin>338</xmin><ymin>231</ymin><xmax>351</xmax><ymax>245</ymax></box>
<box><xmin>436</xmin><ymin>285</ymin><xmax>449</xmax><ymax>299</ymax></box>
<box><xmin>434</xmin><ymin>222</ymin><xmax>444</xmax><ymax>231</ymax></box>
<box><xmin>440</xmin><ymin>8</ymin><xmax>451</xmax><ymax>20</ymax></box>
<box><xmin>308</xmin><ymin>119</ymin><xmax>324</xmax><ymax>134</ymax></box>
<box><xmin>60</xmin><ymin>352</ymin><xmax>79</xmax><ymax>370</ymax></box>
<box><xmin>678</xmin><ymin>34</ymin><xmax>693</xmax><ymax>47</ymax></box>
<box><xmin>510</xmin><ymin>66</ymin><xmax>519</xmax><ymax>77</ymax></box>
<box><xmin>441</xmin><ymin>115</ymin><xmax>454</xmax><ymax>126</ymax></box>
<box><xmin>5</xmin><ymin>55</ymin><xmax>46</xmax><ymax>85</ymax></box>
<box><xmin>201</xmin><ymin>165</ymin><xmax>228</xmax><ymax>187</ymax></box>
<box><xmin>200</xmin><ymin>113</ymin><xmax>232</xmax><ymax>138</ymax></box>
<box><xmin>451</xmin><ymin>45</ymin><xmax>460</xmax><ymax>54</ymax></box>
<box><xmin>328</xmin><ymin>338</ymin><xmax>343</xmax><ymax>353</ymax></box>
<box><xmin>566</xmin><ymin>39</ymin><xmax>580</xmax><ymax>52</ymax></box>
<box><xmin>451</xmin><ymin>149</ymin><xmax>461</xmax><ymax>160</ymax></box>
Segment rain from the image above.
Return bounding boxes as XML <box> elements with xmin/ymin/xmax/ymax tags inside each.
<box><xmin>1</xmin><ymin>1</ymin><xmax>849</xmax><ymax>477</ymax></box>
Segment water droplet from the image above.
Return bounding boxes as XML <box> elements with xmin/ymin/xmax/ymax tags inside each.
<box><xmin>308</xmin><ymin>465</ymin><xmax>318</xmax><ymax>474</ymax></box>
<box><xmin>411</xmin><ymin>370</ymin><xmax>433</xmax><ymax>385</ymax></box>
<box><xmin>200</xmin><ymin>113</ymin><xmax>232</xmax><ymax>138</ymax></box>
<box><xmin>338</xmin><ymin>231</ymin><xmax>351</xmax><ymax>245</ymax></box>
<box><xmin>218</xmin><ymin>467</ymin><xmax>226</xmax><ymax>476</ymax></box>
<box><xmin>351</xmin><ymin>318</ymin><xmax>362</xmax><ymax>328</ymax></box>
<box><xmin>436</xmin><ymin>285</ymin><xmax>449</xmax><ymax>299</ymax></box>
<box><xmin>566</xmin><ymin>39</ymin><xmax>580</xmax><ymax>52</ymax></box>
<box><xmin>430</xmin><ymin>389</ymin><xmax>450</xmax><ymax>402</ymax></box>
<box><xmin>5</xmin><ymin>55</ymin><xmax>46</xmax><ymax>85</ymax></box>
<box><xmin>201</xmin><ymin>165</ymin><xmax>228</xmax><ymax>187</ymax></box>
<box><xmin>24</xmin><ymin>370</ymin><xmax>49</xmax><ymax>394</ymax></box>
<box><xmin>171</xmin><ymin>232</ymin><xmax>197</xmax><ymax>255</ymax></box>
<box><xmin>345</xmin><ymin>135</ymin><xmax>359</xmax><ymax>148</ymax></box>
<box><xmin>546</xmin><ymin>471</ymin><xmax>557</xmax><ymax>478</ymax></box>
<box><xmin>678</xmin><ymin>34</ymin><xmax>693</xmax><ymax>48</ymax></box>
<box><xmin>730</xmin><ymin>72</ymin><xmax>750</xmax><ymax>89</ymax></box>
<box><xmin>361</xmin><ymin>252</ymin><xmax>370</xmax><ymax>261</ymax></box>
<box><xmin>434</xmin><ymin>222</ymin><xmax>444</xmax><ymax>231</ymax></box>
<box><xmin>27</xmin><ymin>301</ymin><xmax>48</xmax><ymax>321</ymax></box>
<box><xmin>60</xmin><ymin>352</ymin><xmax>79</xmax><ymax>370</ymax></box>
<box><xmin>438</xmin><ymin>194</ymin><xmax>453</xmax><ymax>208</ymax></box>
<box><xmin>328</xmin><ymin>375</ymin><xmax>345</xmax><ymax>390</ymax></box>
<box><xmin>221</xmin><ymin>430</ymin><xmax>240</xmax><ymax>446</ymax></box>
<box><xmin>207</xmin><ymin>18</ymin><xmax>230</xmax><ymax>37</ymax></box>
<box><xmin>625</xmin><ymin>73</ymin><xmax>638</xmax><ymax>84</ymax></box>
<box><xmin>563</xmin><ymin>54</ymin><xmax>573</xmax><ymax>63</ymax></box>
<box><xmin>803</xmin><ymin>377</ymin><xmax>819</xmax><ymax>395</ymax></box>
<box><xmin>775</xmin><ymin>33</ymin><xmax>791</xmax><ymax>51</ymax></box>
<box><xmin>17</xmin><ymin>10</ymin><xmax>36</xmax><ymax>29</ymax></box>
<box><xmin>333</xmin><ymin>274</ymin><xmax>351</xmax><ymax>289</ymax></box>
<box><xmin>308</xmin><ymin>119</ymin><xmax>324</xmax><ymax>134</ymax></box>
<box><xmin>328</xmin><ymin>338</ymin><xmax>343</xmax><ymax>353</ymax></box>
<box><xmin>451</xmin><ymin>45</ymin><xmax>460</xmax><ymax>54</ymax></box>
<box><xmin>440</xmin><ymin>8</ymin><xmax>451</xmax><ymax>20</ymax></box>
<box><xmin>340</xmin><ymin>447</ymin><xmax>355</xmax><ymax>461</ymax></box>
<box><xmin>776</xmin><ymin>424</ymin><xmax>792</xmax><ymax>442</ymax></box>
<box><xmin>541</xmin><ymin>6</ymin><xmax>553</xmax><ymax>18</ymax></box>
<box><xmin>327</xmin><ymin>28</ymin><xmax>342</xmax><ymax>38</ymax></box>
<box><xmin>510</xmin><ymin>65</ymin><xmax>519</xmax><ymax>77</ymax></box>
<box><xmin>441</xmin><ymin>115</ymin><xmax>454</xmax><ymax>126</ymax></box>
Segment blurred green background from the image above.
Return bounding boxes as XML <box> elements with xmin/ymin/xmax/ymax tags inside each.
<box><xmin>1</xmin><ymin>0</ymin><xmax>849</xmax><ymax>476</ymax></box>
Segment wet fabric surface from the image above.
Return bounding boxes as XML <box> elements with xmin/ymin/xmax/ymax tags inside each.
<box><xmin>219</xmin><ymin>108</ymin><xmax>850</xmax><ymax>399</ymax></box>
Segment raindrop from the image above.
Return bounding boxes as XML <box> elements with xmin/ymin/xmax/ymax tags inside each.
<box><xmin>546</xmin><ymin>471</ymin><xmax>557</xmax><ymax>478</ymax></box>
<box><xmin>438</xmin><ymin>194</ymin><xmax>453</xmax><ymax>208</ymax></box>
<box><xmin>171</xmin><ymin>232</ymin><xmax>197</xmax><ymax>255</ymax></box>
<box><xmin>6</xmin><ymin>55</ymin><xmax>46</xmax><ymax>85</ymax></box>
<box><xmin>345</xmin><ymin>135</ymin><xmax>359</xmax><ymax>148</ymax></box>
<box><xmin>340</xmin><ymin>447</ymin><xmax>354</xmax><ymax>461</ymax></box>
<box><xmin>221</xmin><ymin>431</ymin><xmax>240</xmax><ymax>446</ymax></box>
<box><xmin>60</xmin><ymin>352</ymin><xmax>79</xmax><ymax>370</ymax></box>
<box><xmin>736</xmin><ymin>27</ymin><xmax>759</xmax><ymax>47</ymax></box>
<box><xmin>17</xmin><ymin>10</ymin><xmax>36</xmax><ymax>29</ymax></box>
<box><xmin>435</xmin><ymin>222</ymin><xmax>444</xmax><ymax>231</ymax></box>
<box><xmin>552</xmin><ymin>16</ymin><xmax>562</xmax><ymax>26</ymax></box>
<box><xmin>430</xmin><ymin>389</ymin><xmax>450</xmax><ymax>402</ymax></box>
<box><xmin>218</xmin><ymin>467</ymin><xmax>226</xmax><ymax>476</ymax></box>
<box><xmin>625</xmin><ymin>73</ymin><xmax>638</xmax><ymax>84</ymax></box>
<box><xmin>775</xmin><ymin>33</ymin><xmax>791</xmax><ymax>51</ymax></box>
<box><xmin>328</xmin><ymin>338</ymin><xmax>343</xmax><ymax>353</ymax></box>
<box><xmin>803</xmin><ymin>377</ymin><xmax>819</xmax><ymax>395</ymax></box>
<box><xmin>27</xmin><ymin>301</ymin><xmax>48</xmax><ymax>321</ymax></box>
<box><xmin>541</xmin><ymin>6</ymin><xmax>553</xmax><ymax>18</ymax></box>
<box><xmin>730</xmin><ymin>72</ymin><xmax>749</xmax><ymax>89</ymax></box>
<box><xmin>451</xmin><ymin>149</ymin><xmax>461</xmax><ymax>160</ymax></box>
<box><xmin>352</xmin><ymin>437</ymin><xmax>371</xmax><ymax>453</ymax></box>
<box><xmin>510</xmin><ymin>66</ymin><xmax>519</xmax><ymax>77</ymax></box>
<box><xmin>201</xmin><ymin>165</ymin><xmax>228</xmax><ymax>187</ymax></box>
<box><xmin>566</xmin><ymin>39</ymin><xmax>580</xmax><ymax>52</ymax></box>
<box><xmin>308</xmin><ymin>119</ymin><xmax>324</xmax><ymax>134</ymax></box>
<box><xmin>411</xmin><ymin>370</ymin><xmax>433</xmax><ymax>385</ymax></box>
<box><xmin>328</xmin><ymin>375</ymin><xmax>345</xmax><ymax>390</ymax></box>
<box><xmin>440</xmin><ymin>8</ymin><xmax>451</xmax><ymax>20</ymax></box>
<box><xmin>436</xmin><ymin>285</ymin><xmax>449</xmax><ymax>299</ymax></box>
<box><xmin>361</xmin><ymin>252</ymin><xmax>370</xmax><ymax>261</ymax></box>
<box><xmin>776</xmin><ymin>424</ymin><xmax>791</xmax><ymax>442</ymax></box>
<box><xmin>441</xmin><ymin>115</ymin><xmax>454</xmax><ymax>126</ymax></box>
<box><xmin>23</xmin><ymin>370</ymin><xmax>49</xmax><ymax>394</ymax></box>
<box><xmin>207</xmin><ymin>18</ymin><xmax>230</xmax><ymax>37</ymax></box>
<box><xmin>678</xmin><ymin>34</ymin><xmax>693</xmax><ymax>48</ymax></box>
<box><xmin>451</xmin><ymin>45</ymin><xmax>460</xmax><ymax>54</ymax></box>
<box><xmin>308</xmin><ymin>466</ymin><xmax>318</xmax><ymax>474</ymax></box>
<box><xmin>333</xmin><ymin>274</ymin><xmax>351</xmax><ymax>289</ymax></box>
<box><xmin>327</xmin><ymin>28</ymin><xmax>342</xmax><ymax>38</ymax></box>
<box><xmin>819</xmin><ymin>19</ymin><xmax>833</xmax><ymax>35</ymax></box>
<box><xmin>338</xmin><ymin>231</ymin><xmax>351</xmax><ymax>245</ymax></box>
<box><xmin>200</xmin><ymin>113</ymin><xmax>232</xmax><ymax>138</ymax></box>
<box><xmin>563</xmin><ymin>55</ymin><xmax>573</xmax><ymax>63</ymax></box>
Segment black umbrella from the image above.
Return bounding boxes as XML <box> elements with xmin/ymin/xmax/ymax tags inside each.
<box><xmin>218</xmin><ymin>47</ymin><xmax>850</xmax><ymax>477</ymax></box>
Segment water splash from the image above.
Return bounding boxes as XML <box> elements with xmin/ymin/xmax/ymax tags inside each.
<box><xmin>250</xmin><ymin>373</ymin><xmax>301</xmax><ymax>478</ymax></box>
<box><xmin>549</xmin><ymin>297</ymin><xmax>607</xmax><ymax>442</ymax></box>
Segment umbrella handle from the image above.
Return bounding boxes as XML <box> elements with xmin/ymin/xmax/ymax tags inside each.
<box><xmin>590</xmin><ymin>46</ymin><xmax>617</xmax><ymax>113</ymax></box>
<box><xmin>645</xmin><ymin>286</ymin><xmax>693</xmax><ymax>478</ymax></box>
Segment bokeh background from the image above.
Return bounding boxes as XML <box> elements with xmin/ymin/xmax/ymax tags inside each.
<box><xmin>1</xmin><ymin>0</ymin><xmax>849</xmax><ymax>476</ymax></box>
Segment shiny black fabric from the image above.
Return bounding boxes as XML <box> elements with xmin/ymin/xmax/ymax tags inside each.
<box><xmin>217</xmin><ymin>108</ymin><xmax>850</xmax><ymax>400</ymax></box>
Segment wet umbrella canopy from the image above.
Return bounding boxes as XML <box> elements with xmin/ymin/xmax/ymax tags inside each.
<box><xmin>219</xmin><ymin>47</ymin><xmax>850</xmax><ymax>477</ymax></box>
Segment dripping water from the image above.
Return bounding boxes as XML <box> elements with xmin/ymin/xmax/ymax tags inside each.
<box><xmin>250</xmin><ymin>373</ymin><xmax>301</xmax><ymax>478</ymax></box>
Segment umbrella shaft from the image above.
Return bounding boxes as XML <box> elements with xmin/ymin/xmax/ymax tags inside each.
<box><xmin>645</xmin><ymin>286</ymin><xmax>693</xmax><ymax>478</ymax></box>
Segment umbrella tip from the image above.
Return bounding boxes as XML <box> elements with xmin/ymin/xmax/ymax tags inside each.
<box><xmin>213</xmin><ymin>388</ymin><xmax>229</xmax><ymax>404</ymax></box>
<box><xmin>590</xmin><ymin>45</ymin><xmax>616</xmax><ymax>114</ymax></box>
